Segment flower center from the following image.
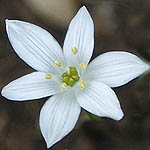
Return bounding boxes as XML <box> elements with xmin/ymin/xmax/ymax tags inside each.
<box><xmin>61</xmin><ymin>67</ymin><xmax>80</xmax><ymax>87</ymax></box>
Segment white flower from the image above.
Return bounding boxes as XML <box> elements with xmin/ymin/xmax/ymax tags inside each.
<box><xmin>1</xmin><ymin>6</ymin><xmax>149</xmax><ymax>148</ymax></box>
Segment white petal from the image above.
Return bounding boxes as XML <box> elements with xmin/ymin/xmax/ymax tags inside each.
<box><xmin>63</xmin><ymin>6</ymin><xmax>94</xmax><ymax>66</ymax></box>
<box><xmin>86</xmin><ymin>51</ymin><xmax>149</xmax><ymax>87</ymax></box>
<box><xmin>40</xmin><ymin>92</ymin><xmax>81</xmax><ymax>148</ymax></box>
<box><xmin>76</xmin><ymin>80</ymin><xmax>123</xmax><ymax>121</ymax></box>
<box><xmin>1</xmin><ymin>72</ymin><xmax>61</xmax><ymax>101</ymax></box>
<box><xmin>6</xmin><ymin>19</ymin><xmax>65</xmax><ymax>74</ymax></box>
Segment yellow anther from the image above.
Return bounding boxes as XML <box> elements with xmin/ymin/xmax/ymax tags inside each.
<box><xmin>72</xmin><ymin>47</ymin><xmax>78</xmax><ymax>55</ymax></box>
<box><xmin>80</xmin><ymin>63</ymin><xmax>87</xmax><ymax>69</ymax></box>
<box><xmin>61</xmin><ymin>83</ymin><xmax>67</xmax><ymax>90</ymax></box>
<box><xmin>80</xmin><ymin>80</ymin><xmax>87</xmax><ymax>89</ymax></box>
<box><xmin>55</xmin><ymin>60</ymin><xmax>61</xmax><ymax>67</ymax></box>
<box><xmin>45</xmin><ymin>73</ymin><xmax>52</xmax><ymax>79</ymax></box>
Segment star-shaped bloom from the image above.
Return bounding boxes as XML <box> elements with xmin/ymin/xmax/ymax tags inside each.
<box><xmin>1</xmin><ymin>6</ymin><xmax>149</xmax><ymax>148</ymax></box>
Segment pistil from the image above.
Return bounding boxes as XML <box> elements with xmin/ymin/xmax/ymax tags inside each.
<box><xmin>61</xmin><ymin>67</ymin><xmax>80</xmax><ymax>88</ymax></box>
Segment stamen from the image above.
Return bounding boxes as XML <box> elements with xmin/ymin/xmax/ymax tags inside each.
<box><xmin>80</xmin><ymin>80</ymin><xmax>87</xmax><ymax>89</ymax></box>
<box><xmin>55</xmin><ymin>60</ymin><xmax>61</xmax><ymax>67</ymax></box>
<box><xmin>80</xmin><ymin>63</ymin><xmax>87</xmax><ymax>69</ymax></box>
<box><xmin>60</xmin><ymin>83</ymin><xmax>67</xmax><ymax>90</ymax></box>
<box><xmin>45</xmin><ymin>73</ymin><xmax>52</xmax><ymax>79</ymax></box>
<box><xmin>72</xmin><ymin>47</ymin><xmax>78</xmax><ymax>55</ymax></box>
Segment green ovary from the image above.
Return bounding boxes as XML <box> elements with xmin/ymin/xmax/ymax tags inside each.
<box><xmin>61</xmin><ymin>67</ymin><xmax>80</xmax><ymax>87</ymax></box>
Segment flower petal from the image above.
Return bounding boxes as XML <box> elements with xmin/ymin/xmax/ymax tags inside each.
<box><xmin>86</xmin><ymin>51</ymin><xmax>149</xmax><ymax>87</ymax></box>
<box><xmin>1</xmin><ymin>72</ymin><xmax>61</xmax><ymax>101</ymax></box>
<box><xmin>76</xmin><ymin>80</ymin><xmax>123</xmax><ymax>121</ymax></box>
<box><xmin>63</xmin><ymin>6</ymin><xmax>94</xmax><ymax>66</ymax></box>
<box><xmin>6</xmin><ymin>19</ymin><xmax>65</xmax><ymax>74</ymax></box>
<box><xmin>40</xmin><ymin>92</ymin><xmax>81</xmax><ymax>148</ymax></box>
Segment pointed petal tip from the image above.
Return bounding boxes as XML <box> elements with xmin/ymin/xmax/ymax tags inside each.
<box><xmin>1</xmin><ymin>86</ymin><xmax>12</xmax><ymax>100</ymax></box>
<box><xmin>5</xmin><ymin>19</ymin><xmax>10</xmax><ymax>31</ymax></box>
<box><xmin>46</xmin><ymin>141</ymin><xmax>58</xmax><ymax>149</ymax></box>
<box><xmin>81</xmin><ymin>5</ymin><xmax>87</xmax><ymax>10</ymax></box>
<box><xmin>5</xmin><ymin>19</ymin><xmax>15</xmax><ymax>24</ymax></box>
<box><xmin>46</xmin><ymin>142</ymin><xmax>52</xmax><ymax>149</ymax></box>
<box><xmin>1</xmin><ymin>85</ymin><xmax>8</xmax><ymax>99</ymax></box>
<box><xmin>5</xmin><ymin>19</ymin><xmax>15</xmax><ymax>33</ymax></box>
<box><xmin>5</xmin><ymin>19</ymin><xmax>22</xmax><ymax>29</ymax></box>
<box><xmin>1</xmin><ymin>87</ymin><xmax>5</xmax><ymax>98</ymax></box>
<box><xmin>5</xmin><ymin>19</ymin><xmax>15</xmax><ymax>26</ymax></box>
<box><xmin>5</xmin><ymin>19</ymin><xmax>9</xmax><ymax>24</ymax></box>
<box><xmin>1</xmin><ymin>86</ymin><xmax>12</xmax><ymax>101</ymax></box>
<box><xmin>5</xmin><ymin>19</ymin><xmax>17</xmax><ymax>23</ymax></box>
<box><xmin>79</xmin><ymin>5</ymin><xmax>89</xmax><ymax>14</ymax></box>
<box><xmin>104</xmin><ymin>106</ymin><xmax>124</xmax><ymax>121</ymax></box>
<box><xmin>114</xmin><ymin>109</ymin><xmax>124</xmax><ymax>121</ymax></box>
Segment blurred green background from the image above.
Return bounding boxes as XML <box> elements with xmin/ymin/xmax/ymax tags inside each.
<box><xmin>0</xmin><ymin>0</ymin><xmax>150</xmax><ymax>149</ymax></box>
